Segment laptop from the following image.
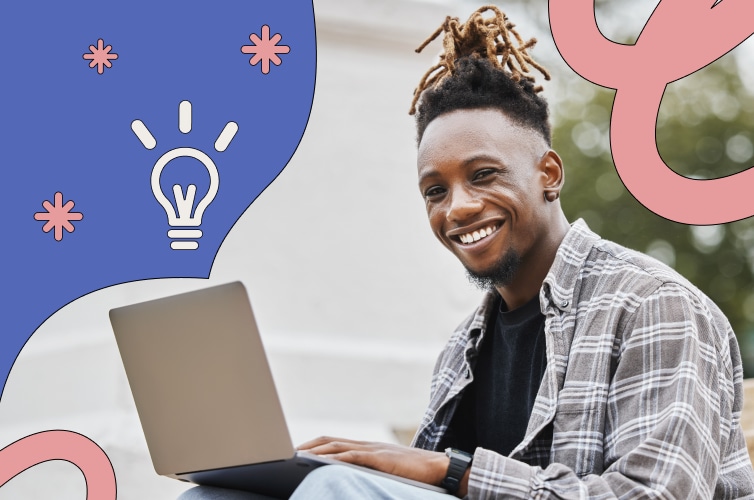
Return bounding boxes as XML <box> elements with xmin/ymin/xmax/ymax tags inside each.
<box><xmin>109</xmin><ymin>281</ymin><xmax>447</xmax><ymax>498</ymax></box>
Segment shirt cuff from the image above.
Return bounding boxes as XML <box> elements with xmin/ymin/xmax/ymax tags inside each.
<box><xmin>466</xmin><ymin>447</ymin><xmax>533</xmax><ymax>499</ymax></box>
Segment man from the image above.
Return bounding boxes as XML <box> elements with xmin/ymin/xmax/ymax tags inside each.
<box><xmin>289</xmin><ymin>6</ymin><xmax>754</xmax><ymax>499</ymax></box>
<box><xmin>182</xmin><ymin>6</ymin><xmax>754</xmax><ymax>499</ymax></box>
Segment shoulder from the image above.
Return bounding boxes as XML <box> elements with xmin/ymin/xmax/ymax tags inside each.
<box><xmin>550</xmin><ymin>221</ymin><xmax>734</xmax><ymax>356</ymax></box>
<box><xmin>578</xmin><ymin>231</ymin><xmax>735</xmax><ymax>368</ymax></box>
<box><xmin>587</xmin><ymin>235</ymin><xmax>721</xmax><ymax>316</ymax></box>
<box><xmin>559</xmin><ymin>220</ymin><xmax>721</xmax><ymax>315</ymax></box>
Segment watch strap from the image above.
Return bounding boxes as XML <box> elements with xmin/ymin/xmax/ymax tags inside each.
<box><xmin>441</xmin><ymin>448</ymin><xmax>473</xmax><ymax>494</ymax></box>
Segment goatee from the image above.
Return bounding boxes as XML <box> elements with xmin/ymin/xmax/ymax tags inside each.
<box><xmin>465</xmin><ymin>249</ymin><xmax>521</xmax><ymax>291</ymax></box>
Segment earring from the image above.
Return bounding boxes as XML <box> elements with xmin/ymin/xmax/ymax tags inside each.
<box><xmin>544</xmin><ymin>191</ymin><xmax>559</xmax><ymax>202</ymax></box>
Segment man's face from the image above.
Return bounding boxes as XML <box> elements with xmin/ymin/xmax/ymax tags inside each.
<box><xmin>417</xmin><ymin>108</ymin><xmax>554</xmax><ymax>289</ymax></box>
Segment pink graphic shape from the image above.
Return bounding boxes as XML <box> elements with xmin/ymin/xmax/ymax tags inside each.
<box><xmin>241</xmin><ymin>25</ymin><xmax>290</xmax><ymax>74</ymax></box>
<box><xmin>550</xmin><ymin>0</ymin><xmax>754</xmax><ymax>224</ymax></box>
<box><xmin>0</xmin><ymin>430</ymin><xmax>116</xmax><ymax>499</ymax></box>
<box><xmin>82</xmin><ymin>39</ymin><xmax>118</xmax><ymax>74</ymax></box>
<box><xmin>34</xmin><ymin>192</ymin><xmax>84</xmax><ymax>241</ymax></box>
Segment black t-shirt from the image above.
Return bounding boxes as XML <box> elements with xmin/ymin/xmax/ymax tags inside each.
<box><xmin>440</xmin><ymin>294</ymin><xmax>548</xmax><ymax>456</ymax></box>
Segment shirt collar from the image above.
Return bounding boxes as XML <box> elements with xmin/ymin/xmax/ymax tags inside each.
<box><xmin>541</xmin><ymin>218</ymin><xmax>600</xmax><ymax>313</ymax></box>
<box><xmin>468</xmin><ymin>290</ymin><xmax>499</xmax><ymax>344</ymax></box>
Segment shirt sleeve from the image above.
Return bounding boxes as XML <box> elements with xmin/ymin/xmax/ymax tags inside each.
<box><xmin>465</xmin><ymin>282</ymin><xmax>753</xmax><ymax>499</ymax></box>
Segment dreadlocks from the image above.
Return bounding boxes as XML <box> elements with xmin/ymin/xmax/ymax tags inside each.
<box><xmin>411</xmin><ymin>5</ymin><xmax>552</xmax><ymax>145</ymax></box>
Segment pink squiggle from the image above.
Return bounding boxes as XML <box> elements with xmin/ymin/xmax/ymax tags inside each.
<box><xmin>550</xmin><ymin>0</ymin><xmax>754</xmax><ymax>224</ymax></box>
<box><xmin>0</xmin><ymin>430</ymin><xmax>116</xmax><ymax>499</ymax></box>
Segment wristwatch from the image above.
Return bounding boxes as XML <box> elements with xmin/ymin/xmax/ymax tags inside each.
<box><xmin>441</xmin><ymin>447</ymin><xmax>473</xmax><ymax>494</ymax></box>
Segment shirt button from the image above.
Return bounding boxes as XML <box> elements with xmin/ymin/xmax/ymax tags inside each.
<box><xmin>561</xmin><ymin>300</ymin><xmax>569</xmax><ymax>307</ymax></box>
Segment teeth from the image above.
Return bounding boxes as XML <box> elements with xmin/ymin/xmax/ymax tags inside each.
<box><xmin>458</xmin><ymin>225</ymin><xmax>497</xmax><ymax>244</ymax></box>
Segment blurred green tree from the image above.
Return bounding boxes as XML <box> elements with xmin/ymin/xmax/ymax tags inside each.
<box><xmin>553</xmin><ymin>52</ymin><xmax>754</xmax><ymax>375</ymax></box>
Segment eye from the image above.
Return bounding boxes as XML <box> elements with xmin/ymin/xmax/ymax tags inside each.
<box><xmin>424</xmin><ymin>186</ymin><xmax>446</xmax><ymax>199</ymax></box>
<box><xmin>472</xmin><ymin>168</ymin><xmax>495</xmax><ymax>181</ymax></box>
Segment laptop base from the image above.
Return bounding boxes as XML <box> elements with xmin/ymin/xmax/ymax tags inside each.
<box><xmin>180</xmin><ymin>455</ymin><xmax>321</xmax><ymax>499</ymax></box>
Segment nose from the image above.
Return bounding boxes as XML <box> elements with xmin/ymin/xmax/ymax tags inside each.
<box><xmin>446</xmin><ymin>186</ymin><xmax>484</xmax><ymax>224</ymax></box>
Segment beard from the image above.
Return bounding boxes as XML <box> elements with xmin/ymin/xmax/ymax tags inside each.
<box><xmin>464</xmin><ymin>248</ymin><xmax>521</xmax><ymax>291</ymax></box>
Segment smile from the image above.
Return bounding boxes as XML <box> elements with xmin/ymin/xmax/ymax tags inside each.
<box><xmin>457</xmin><ymin>224</ymin><xmax>500</xmax><ymax>245</ymax></box>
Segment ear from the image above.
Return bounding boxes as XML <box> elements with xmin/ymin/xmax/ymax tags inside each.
<box><xmin>540</xmin><ymin>149</ymin><xmax>564</xmax><ymax>192</ymax></box>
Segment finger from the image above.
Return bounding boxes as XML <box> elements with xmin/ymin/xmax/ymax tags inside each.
<box><xmin>304</xmin><ymin>440</ymin><xmax>371</xmax><ymax>457</ymax></box>
<box><xmin>297</xmin><ymin>436</ymin><xmax>341</xmax><ymax>450</ymax></box>
<box><xmin>296</xmin><ymin>436</ymin><xmax>367</xmax><ymax>450</ymax></box>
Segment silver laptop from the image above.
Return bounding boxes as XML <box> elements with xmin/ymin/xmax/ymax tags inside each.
<box><xmin>109</xmin><ymin>281</ymin><xmax>446</xmax><ymax>498</ymax></box>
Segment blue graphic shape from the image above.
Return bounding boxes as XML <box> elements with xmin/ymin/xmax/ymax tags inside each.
<box><xmin>0</xmin><ymin>1</ymin><xmax>316</xmax><ymax>397</ymax></box>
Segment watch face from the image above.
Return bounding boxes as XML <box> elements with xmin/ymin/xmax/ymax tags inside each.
<box><xmin>446</xmin><ymin>448</ymin><xmax>473</xmax><ymax>460</ymax></box>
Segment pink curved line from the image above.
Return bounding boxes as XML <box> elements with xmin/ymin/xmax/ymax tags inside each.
<box><xmin>550</xmin><ymin>0</ymin><xmax>754</xmax><ymax>224</ymax></box>
<box><xmin>612</xmin><ymin>84</ymin><xmax>754</xmax><ymax>224</ymax></box>
<box><xmin>548</xmin><ymin>0</ymin><xmax>634</xmax><ymax>87</ymax></box>
<box><xmin>0</xmin><ymin>430</ymin><xmax>116</xmax><ymax>499</ymax></box>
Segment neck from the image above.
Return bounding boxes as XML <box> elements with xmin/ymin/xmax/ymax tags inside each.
<box><xmin>495</xmin><ymin>212</ymin><xmax>570</xmax><ymax>310</ymax></box>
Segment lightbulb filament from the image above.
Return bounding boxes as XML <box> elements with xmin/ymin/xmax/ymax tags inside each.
<box><xmin>173</xmin><ymin>184</ymin><xmax>197</xmax><ymax>220</ymax></box>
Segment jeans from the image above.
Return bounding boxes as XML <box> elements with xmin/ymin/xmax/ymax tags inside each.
<box><xmin>290</xmin><ymin>465</ymin><xmax>456</xmax><ymax>499</ymax></box>
<box><xmin>177</xmin><ymin>465</ymin><xmax>456</xmax><ymax>499</ymax></box>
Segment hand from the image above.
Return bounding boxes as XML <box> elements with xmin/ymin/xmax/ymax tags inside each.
<box><xmin>297</xmin><ymin>436</ymin><xmax>451</xmax><ymax>489</ymax></box>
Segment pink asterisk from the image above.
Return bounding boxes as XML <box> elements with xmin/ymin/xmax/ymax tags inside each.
<box><xmin>34</xmin><ymin>192</ymin><xmax>84</xmax><ymax>242</ymax></box>
<box><xmin>241</xmin><ymin>25</ymin><xmax>290</xmax><ymax>74</ymax></box>
<box><xmin>83</xmin><ymin>38</ymin><xmax>118</xmax><ymax>74</ymax></box>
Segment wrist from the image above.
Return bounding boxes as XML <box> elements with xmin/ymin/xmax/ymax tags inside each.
<box><xmin>457</xmin><ymin>466</ymin><xmax>471</xmax><ymax>498</ymax></box>
<box><xmin>433</xmin><ymin>453</ymin><xmax>452</xmax><ymax>486</ymax></box>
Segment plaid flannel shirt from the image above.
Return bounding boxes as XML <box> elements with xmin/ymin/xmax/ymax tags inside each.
<box><xmin>412</xmin><ymin>220</ymin><xmax>754</xmax><ymax>499</ymax></box>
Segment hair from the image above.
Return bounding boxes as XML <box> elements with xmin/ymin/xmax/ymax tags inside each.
<box><xmin>411</xmin><ymin>5</ymin><xmax>552</xmax><ymax>145</ymax></box>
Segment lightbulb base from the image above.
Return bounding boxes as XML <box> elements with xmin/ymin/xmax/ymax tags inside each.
<box><xmin>171</xmin><ymin>241</ymin><xmax>199</xmax><ymax>250</ymax></box>
<box><xmin>168</xmin><ymin>229</ymin><xmax>203</xmax><ymax>250</ymax></box>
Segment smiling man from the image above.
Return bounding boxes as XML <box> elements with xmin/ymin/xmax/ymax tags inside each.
<box><xmin>290</xmin><ymin>6</ymin><xmax>754</xmax><ymax>500</ymax></box>
<box><xmin>180</xmin><ymin>6</ymin><xmax>754</xmax><ymax>500</ymax></box>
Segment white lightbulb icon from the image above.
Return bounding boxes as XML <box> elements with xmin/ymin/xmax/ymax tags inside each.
<box><xmin>131</xmin><ymin>100</ymin><xmax>238</xmax><ymax>250</ymax></box>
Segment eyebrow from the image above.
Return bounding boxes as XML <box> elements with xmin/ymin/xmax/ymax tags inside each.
<box><xmin>462</xmin><ymin>154</ymin><xmax>504</xmax><ymax>168</ymax></box>
<box><xmin>417</xmin><ymin>169</ymin><xmax>440</xmax><ymax>185</ymax></box>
